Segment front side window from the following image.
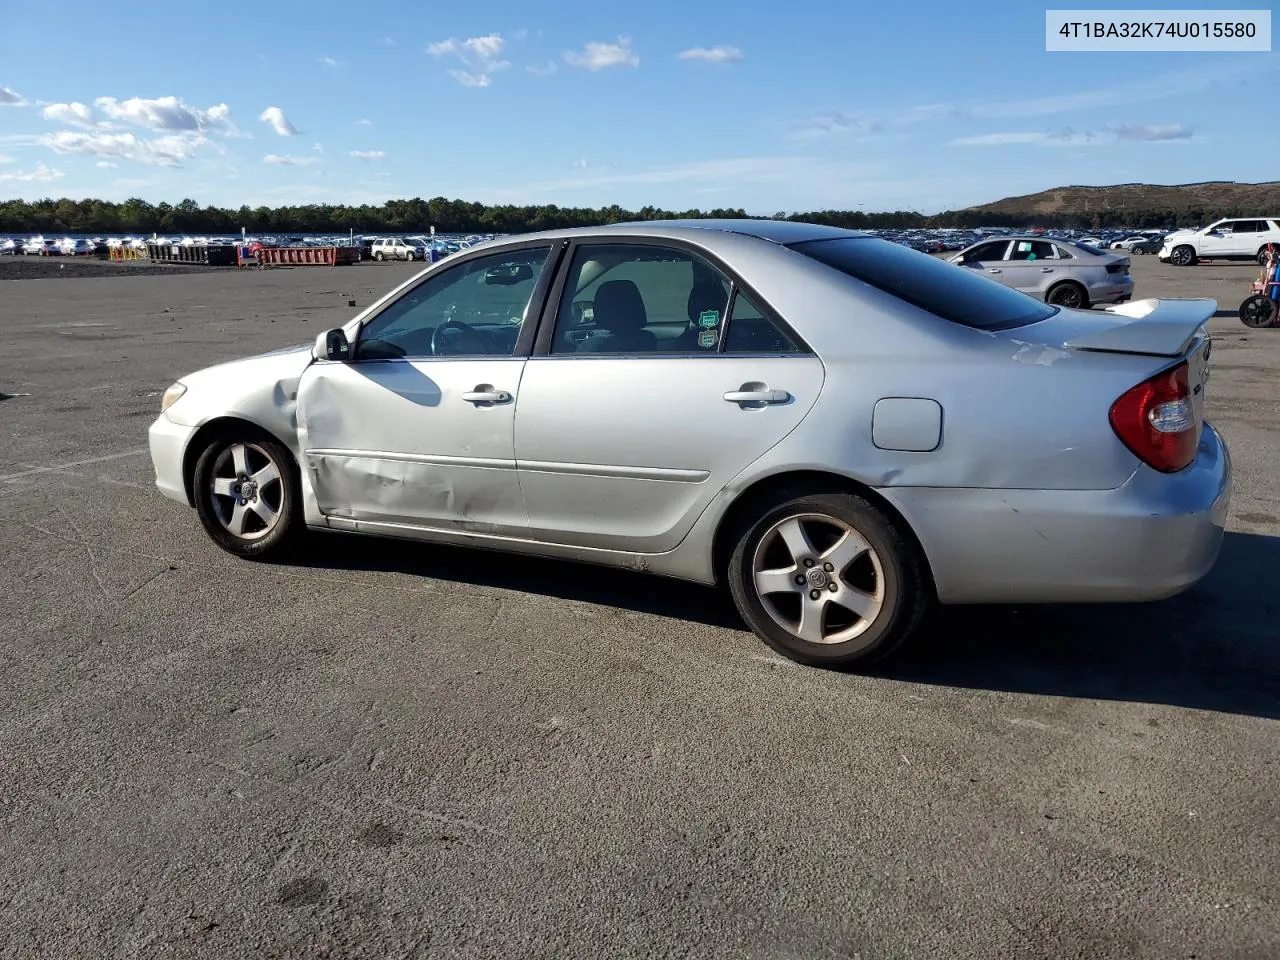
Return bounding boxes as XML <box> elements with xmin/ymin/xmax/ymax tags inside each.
<box><xmin>550</xmin><ymin>243</ymin><xmax>731</xmax><ymax>355</ymax></box>
<box><xmin>792</xmin><ymin>236</ymin><xmax>1056</xmax><ymax>332</ymax></box>
<box><xmin>355</xmin><ymin>246</ymin><xmax>550</xmax><ymax>360</ymax></box>
<box><xmin>961</xmin><ymin>241</ymin><xmax>1009</xmax><ymax>263</ymax></box>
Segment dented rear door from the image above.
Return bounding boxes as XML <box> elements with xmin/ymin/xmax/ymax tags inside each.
<box><xmin>295</xmin><ymin>356</ymin><xmax>529</xmax><ymax>536</ymax></box>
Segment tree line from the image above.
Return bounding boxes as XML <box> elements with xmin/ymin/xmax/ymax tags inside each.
<box><xmin>0</xmin><ymin>195</ymin><xmax>1260</xmax><ymax>235</ymax></box>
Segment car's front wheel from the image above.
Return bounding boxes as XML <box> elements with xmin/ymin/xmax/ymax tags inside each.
<box><xmin>727</xmin><ymin>491</ymin><xmax>931</xmax><ymax>669</ymax></box>
<box><xmin>1258</xmin><ymin>248</ymin><xmax>1275</xmax><ymax>267</ymax></box>
<box><xmin>193</xmin><ymin>433</ymin><xmax>301</xmax><ymax>558</ymax></box>
<box><xmin>1170</xmin><ymin>245</ymin><xmax>1197</xmax><ymax>266</ymax></box>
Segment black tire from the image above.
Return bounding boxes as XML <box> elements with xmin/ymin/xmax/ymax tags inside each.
<box><xmin>726</xmin><ymin>491</ymin><xmax>932</xmax><ymax>669</ymax></box>
<box><xmin>1239</xmin><ymin>295</ymin><xmax>1280</xmax><ymax>329</ymax></box>
<box><xmin>1258</xmin><ymin>248</ymin><xmax>1275</xmax><ymax>267</ymax></box>
<box><xmin>192</xmin><ymin>431</ymin><xmax>302</xmax><ymax>559</ymax></box>
<box><xmin>1047</xmin><ymin>281</ymin><xmax>1089</xmax><ymax>309</ymax></box>
<box><xmin>1170</xmin><ymin>245</ymin><xmax>1197</xmax><ymax>267</ymax></box>
<box><xmin>374</xmin><ymin>251</ymin><xmax>383</xmax><ymax>261</ymax></box>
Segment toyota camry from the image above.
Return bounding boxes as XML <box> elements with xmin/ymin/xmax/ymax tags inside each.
<box><xmin>148</xmin><ymin>219</ymin><xmax>1230</xmax><ymax>668</ymax></box>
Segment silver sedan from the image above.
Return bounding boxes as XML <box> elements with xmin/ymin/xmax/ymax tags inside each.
<box><xmin>947</xmin><ymin>235</ymin><xmax>1134</xmax><ymax>308</ymax></box>
<box><xmin>148</xmin><ymin>220</ymin><xmax>1230</xmax><ymax>668</ymax></box>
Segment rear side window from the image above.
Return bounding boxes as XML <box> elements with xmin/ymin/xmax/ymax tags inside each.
<box><xmin>791</xmin><ymin>237</ymin><xmax>1056</xmax><ymax>331</ymax></box>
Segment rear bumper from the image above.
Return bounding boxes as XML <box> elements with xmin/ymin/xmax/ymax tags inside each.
<box><xmin>1087</xmin><ymin>276</ymin><xmax>1134</xmax><ymax>304</ymax></box>
<box><xmin>883</xmin><ymin>423</ymin><xmax>1231</xmax><ymax>604</ymax></box>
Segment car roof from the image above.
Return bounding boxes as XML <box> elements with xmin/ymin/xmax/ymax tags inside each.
<box><xmin>485</xmin><ymin>218</ymin><xmax>866</xmax><ymax>247</ymax></box>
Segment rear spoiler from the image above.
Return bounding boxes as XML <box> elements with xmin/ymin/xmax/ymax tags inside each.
<box><xmin>1064</xmin><ymin>298</ymin><xmax>1215</xmax><ymax>358</ymax></box>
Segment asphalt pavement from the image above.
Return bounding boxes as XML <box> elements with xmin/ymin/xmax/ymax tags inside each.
<box><xmin>1</xmin><ymin>254</ymin><xmax>1277</xmax><ymax>959</ymax></box>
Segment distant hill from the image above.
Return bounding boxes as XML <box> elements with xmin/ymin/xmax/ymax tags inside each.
<box><xmin>968</xmin><ymin>181</ymin><xmax>1280</xmax><ymax>218</ymax></box>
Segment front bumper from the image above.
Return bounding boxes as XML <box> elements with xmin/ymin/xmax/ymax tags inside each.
<box><xmin>148</xmin><ymin>413</ymin><xmax>198</xmax><ymax>506</ymax></box>
<box><xmin>883</xmin><ymin>423</ymin><xmax>1231</xmax><ymax>604</ymax></box>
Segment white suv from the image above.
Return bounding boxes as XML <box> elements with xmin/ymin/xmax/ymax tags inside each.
<box><xmin>1159</xmin><ymin>217</ymin><xmax>1280</xmax><ymax>266</ymax></box>
<box><xmin>371</xmin><ymin>237</ymin><xmax>429</xmax><ymax>262</ymax></box>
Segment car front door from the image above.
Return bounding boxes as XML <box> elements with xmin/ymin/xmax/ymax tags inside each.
<box><xmin>512</xmin><ymin>240</ymin><xmax>825</xmax><ymax>553</ymax></box>
<box><xmin>295</xmin><ymin>243</ymin><xmax>558</xmax><ymax>535</ymax></box>
<box><xmin>1198</xmin><ymin>220</ymin><xmax>1235</xmax><ymax>257</ymax></box>
<box><xmin>955</xmin><ymin>240</ymin><xmax>1013</xmax><ymax>287</ymax></box>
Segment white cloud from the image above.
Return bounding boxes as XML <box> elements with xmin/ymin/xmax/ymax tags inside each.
<box><xmin>951</xmin><ymin>124</ymin><xmax>1194</xmax><ymax>147</ymax></box>
<box><xmin>259</xmin><ymin>106</ymin><xmax>299</xmax><ymax>136</ymax></box>
<box><xmin>95</xmin><ymin>161</ymin><xmax>118</xmax><ymax>168</ymax></box>
<box><xmin>356</xmin><ymin>117</ymin><xmax>374</xmax><ymax>127</ymax></box>
<box><xmin>263</xmin><ymin>153</ymin><xmax>318</xmax><ymax>166</ymax></box>
<box><xmin>564</xmin><ymin>37</ymin><xmax>639</xmax><ymax>70</ymax></box>
<box><xmin>1115</xmin><ymin>123</ymin><xmax>1193</xmax><ymax>141</ymax></box>
<box><xmin>512</xmin><ymin>29</ymin><xmax>529</xmax><ymax>41</ymax></box>
<box><xmin>677</xmin><ymin>45</ymin><xmax>743</xmax><ymax>63</ymax></box>
<box><xmin>94</xmin><ymin>96</ymin><xmax>240</xmax><ymax>135</ymax></box>
<box><xmin>321</xmin><ymin>56</ymin><xmax>342</xmax><ymax>68</ymax></box>
<box><xmin>41</xmin><ymin>102</ymin><xmax>98</xmax><ymax>128</ymax></box>
<box><xmin>450</xmin><ymin>71</ymin><xmax>492</xmax><ymax>87</ymax></box>
<box><xmin>349</xmin><ymin>149</ymin><xmax>385</xmax><ymax>160</ymax></box>
<box><xmin>313</xmin><ymin>142</ymin><xmax>324</xmax><ymax>154</ymax></box>
<box><xmin>572</xmin><ymin>158</ymin><xmax>588</xmax><ymax>169</ymax></box>
<box><xmin>0</xmin><ymin>162</ymin><xmax>63</xmax><ymax>183</ymax></box>
<box><xmin>464</xmin><ymin>34</ymin><xmax>503</xmax><ymax>59</ymax></box>
<box><xmin>0</xmin><ymin>86</ymin><xmax>27</xmax><ymax>106</ymax></box>
<box><xmin>527</xmin><ymin>60</ymin><xmax>558</xmax><ymax>76</ymax></box>
<box><xmin>428</xmin><ymin>33</ymin><xmax>511</xmax><ymax>86</ymax></box>
<box><xmin>380</xmin><ymin>36</ymin><xmax>395</xmax><ymax>46</ymax></box>
<box><xmin>0</xmin><ymin>153</ymin><xmax>13</xmax><ymax>164</ymax></box>
<box><xmin>46</xmin><ymin>130</ymin><xmax>209</xmax><ymax>166</ymax></box>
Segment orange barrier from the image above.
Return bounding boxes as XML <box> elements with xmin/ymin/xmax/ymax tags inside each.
<box><xmin>254</xmin><ymin>245</ymin><xmax>359</xmax><ymax>267</ymax></box>
<box><xmin>110</xmin><ymin>246</ymin><xmax>146</xmax><ymax>261</ymax></box>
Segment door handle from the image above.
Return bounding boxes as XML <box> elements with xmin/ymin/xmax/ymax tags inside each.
<box><xmin>1040</xmin><ymin>267</ymin><xmax>1054</xmax><ymax>272</ymax></box>
<box><xmin>986</xmin><ymin>268</ymin><xmax>1002</xmax><ymax>274</ymax></box>
<box><xmin>724</xmin><ymin>389</ymin><xmax>790</xmax><ymax>405</ymax></box>
<box><xmin>462</xmin><ymin>385</ymin><xmax>512</xmax><ymax>404</ymax></box>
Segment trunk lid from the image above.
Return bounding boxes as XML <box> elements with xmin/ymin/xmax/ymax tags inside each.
<box><xmin>1013</xmin><ymin>297</ymin><xmax>1215</xmax><ymax>358</ymax></box>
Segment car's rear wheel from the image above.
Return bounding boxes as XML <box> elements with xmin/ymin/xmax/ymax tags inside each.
<box><xmin>1171</xmin><ymin>245</ymin><xmax>1197</xmax><ymax>266</ymax></box>
<box><xmin>193</xmin><ymin>433</ymin><xmax>301</xmax><ymax>558</ymax></box>
<box><xmin>1258</xmin><ymin>247</ymin><xmax>1275</xmax><ymax>267</ymax></box>
<box><xmin>1047</xmin><ymin>281</ymin><xmax>1088</xmax><ymax>309</ymax></box>
<box><xmin>1239</xmin><ymin>294</ymin><xmax>1280</xmax><ymax>329</ymax></box>
<box><xmin>727</xmin><ymin>492</ymin><xmax>931</xmax><ymax>669</ymax></box>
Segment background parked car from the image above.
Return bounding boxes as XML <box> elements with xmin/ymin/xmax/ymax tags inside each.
<box><xmin>371</xmin><ymin>237</ymin><xmax>429</xmax><ymax>262</ymax></box>
<box><xmin>946</xmin><ymin>236</ymin><xmax>1133</xmax><ymax>308</ymax></box>
<box><xmin>1159</xmin><ymin>217</ymin><xmax>1280</xmax><ymax>266</ymax></box>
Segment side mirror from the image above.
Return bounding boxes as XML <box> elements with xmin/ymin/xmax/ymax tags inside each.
<box><xmin>313</xmin><ymin>328</ymin><xmax>350</xmax><ymax>362</ymax></box>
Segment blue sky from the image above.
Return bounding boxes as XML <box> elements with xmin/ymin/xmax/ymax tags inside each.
<box><xmin>0</xmin><ymin>1</ymin><xmax>1277</xmax><ymax>213</ymax></box>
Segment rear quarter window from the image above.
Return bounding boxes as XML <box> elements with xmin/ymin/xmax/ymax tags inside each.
<box><xmin>789</xmin><ymin>237</ymin><xmax>1057</xmax><ymax>331</ymax></box>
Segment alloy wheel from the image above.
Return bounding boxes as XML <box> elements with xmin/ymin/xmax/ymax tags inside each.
<box><xmin>207</xmin><ymin>442</ymin><xmax>285</xmax><ymax>541</ymax></box>
<box><xmin>751</xmin><ymin>513</ymin><xmax>885</xmax><ymax>649</ymax></box>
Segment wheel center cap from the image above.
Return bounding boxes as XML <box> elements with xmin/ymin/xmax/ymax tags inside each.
<box><xmin>805</xmin><ymin>567</ymin><xmax>829</xmax><ymax>589</ymax></box>
<box><xmin>239</xmin><ymin>480</ymin><xmax>257</xmax><ymax>501</ymax></box>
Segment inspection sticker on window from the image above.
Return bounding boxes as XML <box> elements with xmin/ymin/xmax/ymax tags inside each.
<box><xmin>698</xmin><ymin>330</ymin><xmax>719</xmax><ymax>349</ymax></box>
<box><xmin>698</xmin><ymin>310</ymin><xmax>720</xmax><ymax>329</ymax></box>
<box><xmin>1017</xmin><ymin>241</ymin><xmax>1033</xmax><ymax>252</ymax></box>
<box><xmin>1046</xmin><ymin>10</ymin><xmax>1271</xmax><ymax>51</ymax></box>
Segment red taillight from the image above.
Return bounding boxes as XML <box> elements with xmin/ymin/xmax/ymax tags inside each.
<box><xmin>1109</xmin><ymin>362</ymin><xmax>1199</xmax><ymax>473</ymax></box>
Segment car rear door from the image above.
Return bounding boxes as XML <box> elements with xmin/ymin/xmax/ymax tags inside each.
<box><xmin>1001</xmin><ymin>239</ymin><xmax>1061</xmax><ymax>298</ymax></box>
<box><xmin>955</xmin><ymin>240</ymin><xmax>1013</xmax><ymax>287</ymax></box>
<box><xmin>512</xmin><ymin>239</ymin><xmax>824</xmax><ymax>553</ymax></box>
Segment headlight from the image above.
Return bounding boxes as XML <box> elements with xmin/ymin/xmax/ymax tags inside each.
<box><xmin>160</xmin><ymin>382</ymin><xmax>187</xmax><ymax>412</ymax></box>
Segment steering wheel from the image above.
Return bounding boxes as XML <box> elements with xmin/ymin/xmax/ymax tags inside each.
<box><xmin>431</xmin><ymin>319</ymin><xmax>485</xmax><ymax>355</ymax></box>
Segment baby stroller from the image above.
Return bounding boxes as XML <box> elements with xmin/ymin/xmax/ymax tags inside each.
<box><xmin>1240</xmin><ymin>242</ymin><xmax>1280</xmax><ymax>328</ymax></box>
